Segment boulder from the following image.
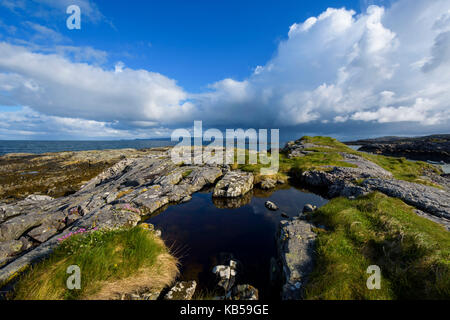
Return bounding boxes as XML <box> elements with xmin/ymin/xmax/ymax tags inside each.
<box><xmin>302</xmin><ymin>204</ymin><xmax>316</xmax><ymax>213</ymax></box>
<box><xmin>164</xmin><ymin>280</ymin><xmax>197</xmax><ymax>300</ymax></box>
<box><xmin>212</xmin><ymin>260</ymin><xmax>238</xmax><ymax>291</ymax></box>
<box><xmin>265</xmin><ymin>201</ymin><xmax>278</xmax><ymax>211</ymax></box>
<box><xmin>213</xmin><ymin>171</ymin><xmax>254</xmax><ymax>198</ymax></box>
<box><xmin>260</xmin><ymin>178</ymin><xmax>277</xmax><ymax>190</ymax></box>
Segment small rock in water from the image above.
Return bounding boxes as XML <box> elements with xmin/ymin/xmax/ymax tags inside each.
<box><xmin>212</xmin><ymin>260</ymin><xmax>238</xmax><ymax>291</ymax></box>
<box><xmin>281</xmin><ymin>212</ymin><xmax>289</xmax><ymax>218</ymax></box>
<box><xmin>302</xmin><ymin>204</ymin><xmax>316</xmax><ymax>213</ymax></box>
<box><xmin>164</xmin><ymin>280</ymin><xmax>197</xmax><ymax>300</ymax></box>
<box><xmin>265</xmin><ymin>201</ymin><xmax>278</xmax><ymax>211</ymax></box>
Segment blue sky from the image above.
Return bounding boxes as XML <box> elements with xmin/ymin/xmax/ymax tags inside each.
<box><xmin>0</xmin><ymin>0</ymin><xmax>449</xmax><ymax>140</ymax></box>
<box><xmin>92</xmin><ymin>0</ymin><xmax>368</xmax><ymax>92</ymax></box>
<box><xmin>1</xmin><ymin>0</ymin><xmax>370</xmax><ymax>92</ymax></box>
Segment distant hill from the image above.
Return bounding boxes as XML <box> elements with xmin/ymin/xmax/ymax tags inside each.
<box><xmin>345</xmin><ymin>134</ymin><xmax>450</xmax><ymax>145</ymax></box>
<box><xmin>344</xmin><ymin>134</ymin><xmax>450</xmax><ymax>162</ymax></box>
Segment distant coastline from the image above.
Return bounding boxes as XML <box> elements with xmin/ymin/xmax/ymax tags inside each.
<box><xmin>0</xmin><ymin>139</ymin><xmax>176</xmax><ymax>156</ymax></box>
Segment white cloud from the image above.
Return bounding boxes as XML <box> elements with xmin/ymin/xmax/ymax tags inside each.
<box><xmin>0</xmin><ymin>106</ymin><xmax>174</xmax><ymax>139</ymax></box>
<box><xmin>0</xmin><ymin>42</ymin><xmax>193</xmax><ymax>126</ymax></box>
<box><xmin>351</xmin><ymin>98</ymin><xmax>443</xmax><ymax>125</ymax></box>
<box><xmin>191</xmin><ymin>0</ymin><xmax>450</xmax><ymax>128</ymax></box>
<box><xmin>23</xmin><ymin>21</ymin><xmax>67</xmax><ymax>43</ymax></box>
<box><xmin>1</xmin><ymin>0</ymin><xmax>450</xmax><ymax>139</ymax></box>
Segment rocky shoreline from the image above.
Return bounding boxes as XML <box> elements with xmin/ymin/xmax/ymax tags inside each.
<box><xmin>345</xmin><ymin>134</ymin><xmax>450</xmax><ymax>162</ymax></box>
<box><xmin>1</xmin><ymin>137</ymin><xmax>449</xmax><ymax>299</ymax></box>
<box><xmin>274</xmin><ymin>138</ymin><xmax>450</xmax><ymax>299</ymax></box>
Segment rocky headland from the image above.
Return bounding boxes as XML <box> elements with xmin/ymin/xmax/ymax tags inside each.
<box><xmin>345</xmin><ymin>134</ymin><xmax>450</xmax><ymax>162</ymax></box>
<box><xmin>0</xmin><ymin>137</ymin><xmax>449</xmax><ymax>300</ymax></box>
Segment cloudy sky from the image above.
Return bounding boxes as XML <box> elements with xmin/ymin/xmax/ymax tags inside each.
<box><xmin>0</xmin><ymin>0</ymin><xmax>449</xmax><ymax>140</ymax></box>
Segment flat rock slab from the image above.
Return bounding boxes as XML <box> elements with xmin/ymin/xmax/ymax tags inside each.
<box><xmin>0</xmin><ymin>240</ymin><xmax>23</xmax><ymax>266</ymax></box>
<box><xmin>0</xmin><ymin>149</ymin><xmax>224</xmax><ymax>286</ymax></box>
<box><xmin>213</xmin><ymin>171</ymin><xmax>254</xmax><ymax>198</ymax></box>
<box><xmin>363</xmin><ymin>178</ymin><xmax>450</xmax><ymax>220</ymax></box>
<box><xmin>277</xmin><ymin>219</ymin><xmax>317</xmax><ymax>300</ymax></box>
<box><xmin>341</xmin><ymin>153</ymin><xmax>393</xmax><ymax>179</ymax></box>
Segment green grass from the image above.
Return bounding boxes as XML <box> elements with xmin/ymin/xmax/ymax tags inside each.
<box><xmin>302</xmin><ymin>136</ymin><xmax>442</xmax><ymax>187</ymax></box>
<box><xmin>236</xmin><ymin>136</ymin><xmax>442</xmax><ymax>188</ymax></box>
<box><xmin>300</xmin><ymin>136</ymin><xmax>352</xmax><ymax>151</ymax></box>
<box><xmin>281</xmin><ymin>152</ymin><xmax>356</xmax><ymax>177</ymax></box>
<box><xmin>361</xmin><ymin>153</ymin><xmax>442</xmax><ymax>186</ymax></box>
<box><xmin>304</xmin><ymin>192</ymin><xmax>450</xmax><ymax>300</ymax></box>
<box><xmin>13</xmin><ymin>225</ymin><xmax>177</xmax><ymax>300</ymax></box>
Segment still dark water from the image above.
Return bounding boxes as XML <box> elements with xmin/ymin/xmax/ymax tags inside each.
<box><xmin>146</xmin><ymin>185</ymin><xmax>328</xmax><ymax>299</ymax></box>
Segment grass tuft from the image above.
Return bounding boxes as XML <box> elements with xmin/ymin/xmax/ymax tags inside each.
<box><xmin>304</xmin><ymin>192</ymin><xmax>450</xmax><ymax>300</ymax></box>
<box><xmin>13</xmin><ymin>226</ymin><xmax>178</xmax><ymax>300</ymax></box>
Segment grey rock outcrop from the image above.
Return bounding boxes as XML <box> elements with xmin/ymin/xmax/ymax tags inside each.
<box><xmin>347</xmin><ymin>134</ymin><xmax>450</xmax><ymax>162</ymax></box>
<box><xmin>0</xmin><ymin>239</ymin><xmax>24</xmax><ymax>266</ymax></box>
<box><xmin>212</xmin><ymin>260</ymin><xmax>238</xmax><ymax>292</ymax></box>
<box><xmin>362</xmin><ymin>178</ymin><xmax>450</xmax><ymax>220</ymax></box>
<box><xmin>0</xmin><ymin>149</ymin><xmax>224</xmax><ymax>286</ymax></box>
<box><xmin>213</xmin><ymin>171</ymin><xmax>254</xmax><ymax>198</ymax></box>
<box><xmin>300</xmin><ymin>152</ymin><xmax>393</xmax><ymax>198</ymax></box>
<box><xmin>260</xmin><ymin>177</ymin><xmax>277</xmax><ymax>190</ymax></box>
<box><xmin>285</xmin><ymin>139</ymin><xmax>450</xmax><ymax>227</ymax></box>
<box><xmin>164</xmin><ymin>280</ymin><xmax>197</xmax><ymax>300</ymax></box>
<box><xmin>282</xmin><ymin>139</ymin><xmax>319</xmax><ymax>159</ymax></box>
<box><xmin>277</xmin><ymin>219</ymin><xmax>317</xmax><ymax>300</ymax></box>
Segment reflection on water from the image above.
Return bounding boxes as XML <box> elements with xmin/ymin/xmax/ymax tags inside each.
<box><xmin>146</xmin><ymin>185</ymin><xmax>328</xmax><ymax>299</ymax></box>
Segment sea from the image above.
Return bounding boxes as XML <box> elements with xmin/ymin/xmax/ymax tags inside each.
<box><xmin>0</xmin><ymin>140</ymin><xmax>448</xmax><ymax>174</ymax></box>
<box><xmin>0</xmin><ymin>139</ymin><xmax>177</xmax><ymax>156</ymax></box>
